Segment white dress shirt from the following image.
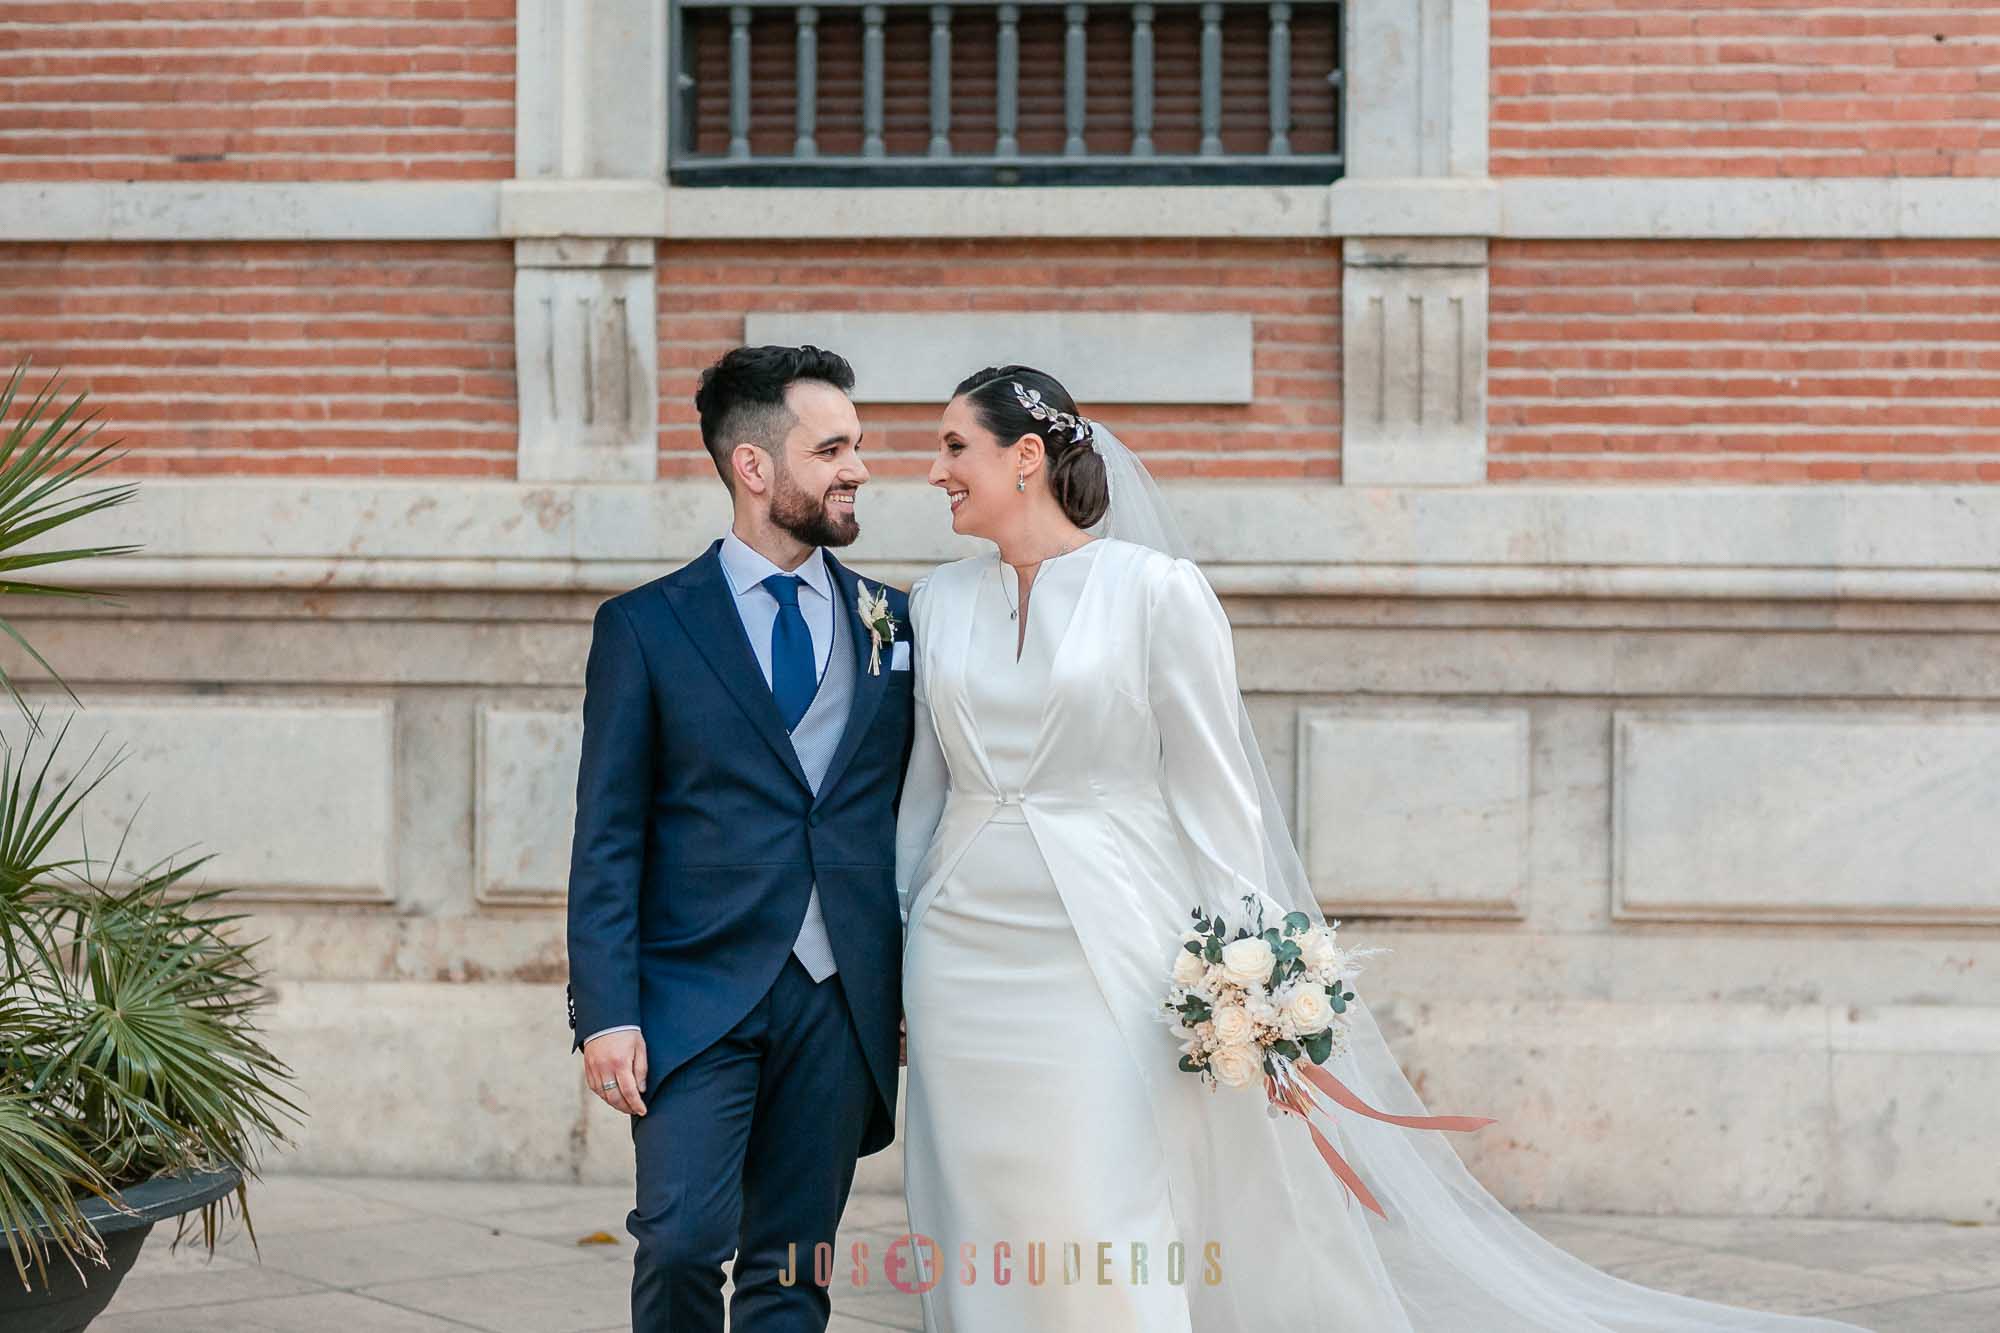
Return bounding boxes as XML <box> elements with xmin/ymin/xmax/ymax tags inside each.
<box><xmin>582</xmin><ymin>533</ymin><xmax>839</xmax><ymax>1048</ymax></box>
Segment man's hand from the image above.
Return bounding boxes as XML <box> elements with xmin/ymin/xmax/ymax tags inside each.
<box><xmin>583</xmin><ymin>1029</ymin><xmax>649</xmax><ymax>1116</ymax></box>
<box><xmin>898</xmin><ymin>1013</ymin><xmax>907</xmax><ymax>1068</ymax></box>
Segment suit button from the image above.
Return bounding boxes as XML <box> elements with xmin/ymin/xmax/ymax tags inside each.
<box><xmin>809</xmin><ymin>812</ymin><xmax>822</xmax><ymax>828</ymax></box>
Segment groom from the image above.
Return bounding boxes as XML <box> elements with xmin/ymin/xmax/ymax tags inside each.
<box><xmin>565</xmin><ymin>344</ymin><xmax>913</xmax><ymax>1330</ymax></box>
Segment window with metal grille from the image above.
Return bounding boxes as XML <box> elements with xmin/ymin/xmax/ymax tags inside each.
<box><xmin>670</xmin><ymin>1</ymin><xmax>1344</xmax><ymax>185</ymax></box>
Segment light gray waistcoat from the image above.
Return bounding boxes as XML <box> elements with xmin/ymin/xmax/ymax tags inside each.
<box><xmin>784</xmin><ymin>595</ymin><xmax>852</xmax><ymax>981</ymax></box>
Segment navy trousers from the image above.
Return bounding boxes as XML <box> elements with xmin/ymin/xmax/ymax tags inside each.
<box><xmin>628</xmin><ymin>953</ymin><xmax>877</xmax><ymax>1332</ymax></box>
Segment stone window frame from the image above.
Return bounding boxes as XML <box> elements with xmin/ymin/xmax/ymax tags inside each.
<box><xmin>512</xmin><ymin>0</ymin><xmax>1490</xmax><ymax>483</ymax></box>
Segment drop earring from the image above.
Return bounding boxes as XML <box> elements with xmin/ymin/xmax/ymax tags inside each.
<box><xmin>1016</xmin><ymin>474</ymin><xmax>1027</xmax><ymax>493</ymax></box>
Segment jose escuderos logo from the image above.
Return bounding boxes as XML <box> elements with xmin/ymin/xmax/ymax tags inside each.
<box><xmin>777</xmin><ymin>1235</ymin><xmax>1223</xmax><ymax>1292</ymax></box>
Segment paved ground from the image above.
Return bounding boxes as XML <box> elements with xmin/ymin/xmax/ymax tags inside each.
<box><xmin>86</xmin><ymin>1174</ymin><xmax>1999</xmax><ymax>1331</ymax></box>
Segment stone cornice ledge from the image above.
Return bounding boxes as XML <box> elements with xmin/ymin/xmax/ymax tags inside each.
<box><xmin>54</xmin><ymin>481</ymin><xmax>2000</xmax><ymax>601</ymax></box>
<box><xmin>0</xmin><ymin>181</ymin><xmax>503</xmax><ymax>242</ymax></box>
<box><xmin>1498</xmin><ymin>177</ymin><xmax>2000</xmax><ymax>241</ymax></box>
<box><xmin>8</xmin><ymin>178</ymin><xmax>2000</xmax><ymax>243</ymax></box>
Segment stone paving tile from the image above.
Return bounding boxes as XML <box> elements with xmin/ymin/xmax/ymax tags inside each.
<box><xmin>1824</xmin><ymin>1283</ymin><xmax>2000</xmax><ymax>1333</ymax></box>
<box><xmin>201</xmin><ymin>1214</ymin><xmax>604</xmax><ymax>1290</ymax></box>
<box><xmin>91</xmin><ymin>1226</ymin><xmax>326</xmax><ymax>1314</ymax></box>
<box><xmin>1518</xmin><ymin>1213</ymin><xmax>1710</xmax><ymax>1269</ymax></box>
<box><xmin>827</xmin><ymin>1281</ymin><xmax>927</xmax><ymax>1330</ymax></box>
<box><xmin>1734</xmin><ymin>1220</ymin><xmax>2000</xmax><ymax>1294</ymax></box>
<box><xmin>322</xmin><ymin>1173</ymin><xmax>607</xmax><ymax>1222</ymax></box>
<box><xmin>1603</xmin><ymin>1249</ymin><xmax>1930</xmax><ymax>1317</ymax></box>
<box><xmin>828</xmin><ymin>1315</ymin><xmax>925</xmax><ymax>1333</ymax></box>
<box><xmin>83</xmin><ymin>1178</ymin><xmax>2000</xmax><ymax>1332</ymax></box>
<box><xmin>838</xmin><ymin>1192</ymin><xmax>916</xmax><ymax>1234</ymax></box>
<box><xmin>1576</xmin><ymin>1211</ymin><xmax>1892</xmax><ymax>1253</ymax></box>
<box><xmin>93</xmin><ymin>1288</ymin><xmax>485</xmax><ymax>1332</ymax></box>
<box><xmin>360</xmin><ymin>1259</ymin><xmax>632</xmax><ymax>1333</ymax></box>
<box><xmin>207</xmin><ymin>1174</ymin><xmax>418</xmax><ymax>1237</ymax></box>
<box><xmin>476</xmin><ymin>1195</ymin><xmax>639</xmax><ymax>1249</ymax></box>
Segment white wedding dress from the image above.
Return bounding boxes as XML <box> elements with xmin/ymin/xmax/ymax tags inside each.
<box><xmin>895</xmin><ymin>536</ymin><xmax>1868</xmax><ymax>1333</ymax></box>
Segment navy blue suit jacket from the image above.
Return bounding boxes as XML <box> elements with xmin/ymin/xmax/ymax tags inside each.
<box><xmin>564</xmin><ymin>541</ymin><xmax>913</xmax><ymax>1156</ymax></box>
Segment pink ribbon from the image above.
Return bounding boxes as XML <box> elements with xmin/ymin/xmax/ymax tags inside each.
<box><xmin>1265</xmin><ymin>1063</ymin><xmax>1495</xmax><ymax>1219</ymax></box>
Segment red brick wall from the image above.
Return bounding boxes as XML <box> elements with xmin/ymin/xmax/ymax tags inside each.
<box><xmin>656</xmin><ymin>239</ymin><xmax>1343</xmax><ymax>481</ymax></box>
<box><xmin>1489</xmin><ymin>239</ymin><xmax>2000</xmax><ymax>480</ymax></box>
<box><xmin>0</xmin><ymin>0</ymin><xmax>514</xmax><ymax>182</ymax></box>
<box><xmin>0</xmin><ymin>241</ymin><xmax>516</xmax><ymax>475</ymax></box>
<box><xmin>1492</xmin><ymin>3</ymin><xmax>2000</xmax><ymax>177</ymax></box>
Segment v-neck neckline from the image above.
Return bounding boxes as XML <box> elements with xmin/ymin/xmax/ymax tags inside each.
<box><xmin>1000</xmin><ymin>538</ymin><xmax>1100</xmax><ymax>662</ymax></box>
<box><xmin>959</xmin><ymin>540</ymin><xmax>1111</xmax><ymax>793</ymax></box>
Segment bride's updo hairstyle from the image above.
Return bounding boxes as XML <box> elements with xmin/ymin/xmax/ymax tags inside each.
<box><xmin>953</xmin><ymin>365</ymin><xmax>1110</xmax><ymax>529</ymax></box>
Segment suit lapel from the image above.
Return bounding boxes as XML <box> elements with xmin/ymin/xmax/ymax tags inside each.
<box><xmin>659</xmin><ymin>542</ymin><xmax>812</xmax><ymax>794</ymax></box>
<box><xmin>814</xmin><ymin>553</ymin><xmax>891</xmax><ymax>805</ymax></box>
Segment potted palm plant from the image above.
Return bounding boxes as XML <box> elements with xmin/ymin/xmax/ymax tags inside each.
<box><xmin>0</xmin><ymin>364</ymin><xmax>301</xmax><ymax>1331</ymax></box>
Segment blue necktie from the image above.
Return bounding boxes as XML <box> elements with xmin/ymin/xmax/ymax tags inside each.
<box><xmin>762</xmin><ymin>573</ymin><xmax>815</xmax><ymax>732</ymax></box>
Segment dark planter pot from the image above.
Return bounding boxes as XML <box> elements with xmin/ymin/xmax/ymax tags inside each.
<box><xmin>0</xmin><ymin>1165</ymin><xmax>243</xmax><ymax>1333</ymax></box>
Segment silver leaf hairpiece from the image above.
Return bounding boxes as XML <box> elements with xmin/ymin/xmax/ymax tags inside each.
<box><xmin>1011</xmin><ymin>381</ymin><xmax>1094</xmax><ymax>448</ymax></box>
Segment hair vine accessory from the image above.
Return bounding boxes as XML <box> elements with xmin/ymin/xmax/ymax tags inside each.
<box><xmin>1011</xmin><ymin>381</ymin><xmax>1095</xmax><ymax>449</ymax></box>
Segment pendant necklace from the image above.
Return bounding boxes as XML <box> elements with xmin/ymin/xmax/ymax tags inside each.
<box><xmin>1000</xmin><ymin>540</ymin><xmax>1077</xmax><ymax>621</ymax></box>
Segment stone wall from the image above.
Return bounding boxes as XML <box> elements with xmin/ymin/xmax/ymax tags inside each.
<box><xmin>2</xmin><ymin>1</ymin><xmax>1999</xmax><ymax>1219</ymax></box>
<box><xmin>10</xmin><ymin>479</ymin><xmax>1997</xmax><ymax>1219</ymax></box>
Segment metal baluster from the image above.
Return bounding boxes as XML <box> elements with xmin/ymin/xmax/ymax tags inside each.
<box><xmin>1267</xmin><ymin>1</ymin><xmax>1291</xmax><ymax>155</ymax></box>
<box><xmin>1131</xmin><ymin>2</ymin><xmax>1155</xmax><ymax>156</ymax></box>
<box><xmin>728</xmin><ymin>4</ymin><xmax>752</xmax><ymax>159</ymax></box>
<box><xmin>996</xmin><ymin>3</ymin><xmax>1020</xmax><ymax>157</ymax></box>
<box><xmin>1331</xmin><ymin>0</ymin><xmax>1345</xmax><ymax>167</ymax></box>
<box><xmin>929</xmin><ymin>4</ymin><xmax>953</xmax><ymax>156</ymax></box>
<box><xmin>669</xmin><ymin>0</ymin><xmax>694</xmax><ymax>161</ymax></box>
<box><xmin>1199</xmin><ymin>0</ymin><xmax>1223</xmax><ymax>156</ymax></box>
<box><xmin>862</xmin><ymin>4</ymin><xmax>885</xmax><ymax>157</ymax></box>
<box><xmin>1064</xmin><ymin>2</ymin><xmax>1087</xmax><ymax>157</ymax></box>
<box><xmin>795</xmin><ymin>5</ymin><xmax>819</xmax><ymax>158</ymax></box>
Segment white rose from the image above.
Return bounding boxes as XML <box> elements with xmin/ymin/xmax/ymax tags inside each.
<box><xmin>1210</xmin><ymin>1003</ymin><xmax>1255</xmax><ymax>1046</ymax></box>
<box><xmin>1300</xmin><ymin>927</ymin><xmax>1340</xmax><ymax>973</ymax></box>
<box><xmin>1220</xmin><ymin>937</ymin><xmax>1276</xmax><ymax>988</ymax></box>
<box><xmin>1209</xmin><ymin>1043</ymin><xmax>1264</xmax><ymax>1089</ymax></box>
<box><xmin>1172</xmin><ymin>948</ymin><xmax>1208</xmax><ymax>987</ymax></box>
<box><xmin>1285</xmin><ymin>986</ymin><xmax>1337</xmax><ymax>1035</ymax></box>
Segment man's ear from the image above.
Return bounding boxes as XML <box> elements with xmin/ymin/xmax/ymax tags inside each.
<box><xmin>732</xmin><ymin>442</ymin><xmax>772</xmax><ymax>495</ymax></box>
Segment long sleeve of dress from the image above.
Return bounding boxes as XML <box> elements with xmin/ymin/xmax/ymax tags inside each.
<box><xmin>895</xmin><ymin>577</ymin><xmax>949</xmax><ymax>926</ymax></box>
<box><xmin>1147</xmin><ymin>557</ymin><xmax>1281</xmax><ymax>923</ymax></box>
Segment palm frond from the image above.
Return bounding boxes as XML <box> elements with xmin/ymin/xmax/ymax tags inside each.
<box><xmin>0</xmin><ymin>1086</ymin><xmax>113</xmax><ymax>1291</ymax></box>
<box><xmin>0</xmin><ymin>363</ymin><xmax>141</xmax><ymax>730</ymax></box>
<box><xmin>0</xmin><ymin>363</ymin><xmax>290</xmax><ymax>1288</ymax></box>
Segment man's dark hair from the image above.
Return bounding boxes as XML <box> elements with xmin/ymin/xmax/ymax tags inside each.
<box><xmin>693</xmin><ymin>345</ymin><xmax>857</xmax><ymax>491</ymax></box>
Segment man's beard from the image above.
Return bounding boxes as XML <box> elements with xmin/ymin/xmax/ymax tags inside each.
<box><xmin>770</xmin><ymin>467</ymin><xmax>859</xmax><ymax>548</ymax></box>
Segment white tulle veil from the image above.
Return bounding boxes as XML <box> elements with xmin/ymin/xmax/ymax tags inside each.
<box><xmin>1082</xmin><ymin>420</ymin><xmax>1867</xmax><ymax>1332</ymax></box>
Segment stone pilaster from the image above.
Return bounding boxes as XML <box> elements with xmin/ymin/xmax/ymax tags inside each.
<box><xmin>514</xmin><ymin>239</ymin><xmax>660</xmax><ymax>484</ymax></box>
<box><xmin>1340</xmin><ymin>0</ymin><xmax>1490</xmax><ymax>484</ymax></box>
<box><xmin>1339</xmin><ymin>238</ymin><xmax>1488</xmax><ymax>485</ymax></box>
<box><xmin>511</xmin><ymin>0</ymin><xmax>667</xmax><ymax>482</ymax></box>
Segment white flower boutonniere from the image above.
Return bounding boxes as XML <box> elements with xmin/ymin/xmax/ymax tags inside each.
<box><xmin>857</xmin><ymin>581</ymin><xmax>896</xmax><ymax>676</ymax></box>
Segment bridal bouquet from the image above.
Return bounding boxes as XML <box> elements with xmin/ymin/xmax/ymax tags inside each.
<box><xmin>1161</xmin><ymin>894</ymin><xmax>1493</xmax><ymax>1218</ymax></box>
<box><xmin>1162</xmin><ymin>896</ymin><xmax>1363</xmax><ymax>1089</ymax></box>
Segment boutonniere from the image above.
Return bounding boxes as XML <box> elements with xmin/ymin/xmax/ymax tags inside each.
<box><xmin>856</xmin><ymin>580</ymin><xmax>896</xmax><ymax>676</ymax></box>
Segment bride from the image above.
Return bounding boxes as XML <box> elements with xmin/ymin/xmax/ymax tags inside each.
<box><xmin>892</xmin><ymin>365</ymin><xmax>1867</xmax><ymax>1332</ymax></box>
